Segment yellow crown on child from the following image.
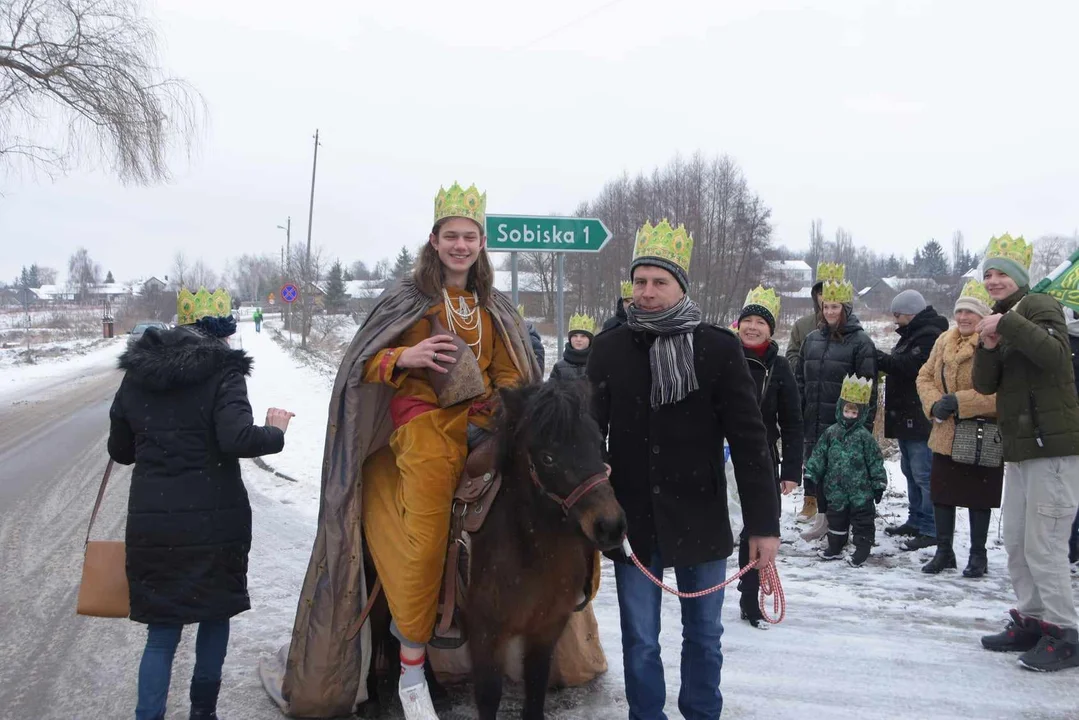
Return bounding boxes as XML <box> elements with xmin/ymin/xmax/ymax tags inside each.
<box><xmin>620</xmin><ymin>281</ymin><xmax>634</xmax><ymax>300</ymax></box>
<box><xmin>985</xmin><ymin>233</ymin><xmax>1033</xmax><ymax>270</ymax></box>
<box><xmin>632</xmin><ymin>219</ymin><xmax>694</xmax><ymax>274</ymax></box>
<box><xmin>822</xmin><ymin>279</ymin><xmax>854</xmax><ymax>304</ymax></box>
<box><xmin>816</xmin><ymin>262</ymin><xmax>846</xmax><ymax>283</ymax></box>
<box><xmin>517</xmin><ymin>304</ymin><xmax>525</xmax><ymax>317</ymax></box>
<box><xmin>434</xmin><ymin>181</ymin><xmax>487</xmax><ymax>226</ymax></box>
<box><xmin>568</xmin><ymin>312</ymin><xmax>596</xmax><ymax>335</ymax></box>
<box><xmin>840</xmin><ymin>374</ymin><xmax>873</xmax><ymax>405</ymax></box>
<box><xmin>177</xmin><ymin>287</ymin><xmax>232</xmax><ymax>326</ymax></box>
<box><xmin>959</xmin><ymin>279</ymin><xmax>993</xmax><ymax>307</ymax></box>
<box><xmin>742</xmin><ymin>286</ymin><xmax>781</xmax><ymax>322</ymax></box>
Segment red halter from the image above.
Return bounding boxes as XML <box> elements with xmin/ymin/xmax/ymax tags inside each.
<box><xmin>529</xmin><ymin>461</ymin><xmax>612</xmax><ymax>515</ymax></box>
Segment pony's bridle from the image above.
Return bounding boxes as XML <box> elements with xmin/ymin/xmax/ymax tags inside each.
<box><xmin>528</xmin><ymin>460</ymin><xmax>612</xmax><ymax>515</ymax></box>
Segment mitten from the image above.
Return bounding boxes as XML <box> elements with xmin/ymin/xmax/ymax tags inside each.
<box><xmin>931</xmin><ymin>393</ymin><xmax>959</xmax><ymax>420</ymax></box>
<box><xmin>873</xmin><ymin>488</ymin><xmax>884</xmax><ymax>504</ymax></box>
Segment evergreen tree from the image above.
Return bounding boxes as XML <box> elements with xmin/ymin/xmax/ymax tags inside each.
<box><xmin>916</xmin><ymin>239</ymin><xmax>949</xmax><ymax>277</ymax></box>
<box><xmin>342</xmin><ymin>266</ymin><xmax>354</xmax><ymax>282</ymax></box>
<box><xmin>392</xmin><ymin>246</ymin><xmax>415</xmax><ymax>280</ymax></box>
<box><xmin>105</xmin><ymin>270</ymin><xmax>115</xmax><ymax>284</ymax></box>
<box><xmin>324</xmin><ymin>260</ymin><xmax>348</xmax><ymax>314</ymax></box>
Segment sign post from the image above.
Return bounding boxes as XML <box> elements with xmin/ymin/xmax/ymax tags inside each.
<box><xmin>281</xmin><ymin>283</ymin><xmax>299</xmax><ymax>344</ymax></box>
<box><xmin>484</xmin><ymin>215</ymin><xmax>612</xmax><ymax>351</ymax></box>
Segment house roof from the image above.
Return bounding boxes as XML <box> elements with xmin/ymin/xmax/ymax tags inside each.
<box><xmin>343</xmin><ymin>279</ymin><xmax>389</xmax><ymax>299</ymax></box>
<box><xmin>779</xmin><ymin>286</ymin><xmax>815</xmax><ymax>299</ymax></box>
<box><xmin>766</xmin><ymin>260</ymin><xmax>812</xmax><ymax>272</ymax></box>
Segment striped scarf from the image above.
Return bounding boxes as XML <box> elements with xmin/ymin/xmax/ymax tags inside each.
<box><xmin>626</xmin><ymin>296</ymin><xmax>702</xmax><ymax>407</ymax></box>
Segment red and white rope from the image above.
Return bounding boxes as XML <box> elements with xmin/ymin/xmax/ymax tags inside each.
<box><xmin>622</xmin><ymin>538</ymin><xmax>786</xmax><ymax>625</ymax></box>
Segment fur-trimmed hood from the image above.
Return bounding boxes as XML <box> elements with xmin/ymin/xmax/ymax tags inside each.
<box><xmin>118</xmin><ymin>326</ymin><xmax>253</xmax><ymax>391</ymax></box>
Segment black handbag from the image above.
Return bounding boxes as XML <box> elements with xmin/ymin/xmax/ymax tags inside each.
<box><xmin>941</xmin><ymin>365</ymin><xmax>1003</xmax><ymax>468</ymax></box>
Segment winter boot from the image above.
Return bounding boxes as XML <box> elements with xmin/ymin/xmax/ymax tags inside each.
<box><xmin>922</xmin><ymin>506</ymin><xmax>956</xmax><ymax>574</ymax></box>
<box><xmin>885</xmin><ymin>521</ymin><xmax>918</xmax><ymax>537</ymax></box>
<box><xmin>981</xmin><ymin>609</ymin><xmax>1042</xmax><ymax>653</ymax></box>
<box><xmin>740</xmin><ymin>592</ymin><xmax>766</xmax><ymax>629</ymax></box>
<box><xmin>818</xmin><ymin>531</ymin><xmax>846</xmax><ymax>561</ymax></box>
<box><xmin>800</xmin><ymin>513</ymin><xmax>829</xmax><ymax>542</ymax></box>
<box><xmin>848</xmin><ymin>543</ymin><xmax>871</xmax><ymax>568</ymax></box>
<box><xmin>1018</xmin><ymin>623</ymin><xmax>1079</xmax><ymax>672</ymax></box>
<box><xmin>902</xmin><ymin>534</ymin><xmax>938</xmax><ymax>551</ymax></box>
<box><xmin>796</xmin><ymin>495</ymin><xmax>818</xmax><ymax>524</ymax></box>
<box><xmin>189</xmin><ymin>679</ymin><xmax>221</xmax><ymax>720</ymax></box>
<box><xmin>964</xmin><ymin>509</ymin><xmax>992</xmax><ymax>578</ymax></box>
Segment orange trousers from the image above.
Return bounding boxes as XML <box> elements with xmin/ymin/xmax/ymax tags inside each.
<box><xmin>361</xmin><ymin>408</ymin><xmax>469</xmax><ymax>645</ymax></box>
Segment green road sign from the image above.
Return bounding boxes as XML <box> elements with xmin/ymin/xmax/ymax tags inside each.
<box><xmin>485</xmin><ymin>215</ymin><xmax>612</xmax><ymax>253</ymax></box>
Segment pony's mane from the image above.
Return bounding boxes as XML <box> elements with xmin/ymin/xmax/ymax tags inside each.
<box><xmin>497</xmin><ymin>381</ymin><xmax>592</xmax><ymax>459</ymax></box>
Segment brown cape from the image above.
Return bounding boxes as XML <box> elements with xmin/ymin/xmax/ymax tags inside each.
<box><xmin>258</xmin><ymin>279</ymin><xmax>605</xmax><ymax>717</ymax></box>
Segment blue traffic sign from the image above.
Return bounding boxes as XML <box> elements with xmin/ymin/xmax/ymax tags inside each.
<box><xmin>280</xmin><ymin>283</ymin><xmax>299</xmax><ymax>304</ymax></box>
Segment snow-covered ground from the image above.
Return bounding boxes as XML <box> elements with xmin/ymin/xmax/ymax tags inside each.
<box><xmin>234</xmin><ymin>317</ymin><xmax>1078</xmax><ymax>720</ymax></box>
<box><xmin>0</xmin><ymin>336</ymin><xmax>125</xmax><ymax>403</ymax></box>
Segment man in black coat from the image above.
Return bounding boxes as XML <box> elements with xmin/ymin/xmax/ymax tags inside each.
<box><xmin>109</xmin><ymin>315</ymin><xmax>291</xmax><ymax>719</ymax></box>
<box><xmin>876</xmin><ymin>289</ymin><xmax>948</xmax><ymax>550</ymax></box>
<box><xmin>599</xmin><ymin>282</ymin><xmax>633</xmax><ymax>334</ymax></box>
<box><xmin>587</xmin><ymin>221</ymin><xmax>780</xmax><ymax>720</ymax></box>
<box><xmin>1068</xmin><ymin>308</ymin><xmax>1079</xmax><ymax>566</ymax></box>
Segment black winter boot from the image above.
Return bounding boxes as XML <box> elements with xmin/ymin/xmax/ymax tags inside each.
<box><xmin>819</xmin><ymin>531</ymin><xmax>847</xmax><ymax>561</ymax></box>
<box><xmin>1018</xmin><ymin>623</ymin><xmax>1079</xmax><ymax>672</ymax></box>
<box><xmin>964</xmin><ymin>509</ymin><xmax>991</xmax><ymax>578</ymax></box>
<box><xmin>922</xmin><ymin>506</ymin><xmax>957</xmax><ymax>574</ymax></box>
<box><xmin>848</xmin><ymin>543</ymin><xmax>871</xmax><ymax>568</ymax></box>
<box><xmin>981</xmin><ymin>609</ymin><xmax>1041</xmax><ymax>652</ymax></box>
<box><xmin>189</xmin><ymin>679</ymin><xmax>221</xmax><ymax>720</ymax></box>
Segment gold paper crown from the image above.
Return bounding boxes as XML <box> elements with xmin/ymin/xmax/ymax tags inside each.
<box><xmin>633</xmin><ymin>219</ymin><xmax>693</xmax><ymax>275</ymax></box>
<box><xmin>822</xmin><ymin>279</ymin><xmax>854</xmax><ymax>303</ymax></box>
<box><xmin>517</xmin><ymin>304</ymin><xmax>525</xmax><ymax>317</ymax></box>
<box><xmin>434</xmin><ymin>181</ymin><xmax>487</xmax><ymax>226</ymax></box>
<box><xmin>959</xmin><ymin>279</ymin><xmax>993</xmax><ymax>307</ymax></box>
<box><xmin>816</xmin><ymin>262</ymin><xmax>846</xmax><ymax>283</ymax></box>
<box><xmin>177</xmin><ymin>287</ymin><xmax>232</xmax><ymax>326</ymax></box>
<box><xmin>620</xmin><ymin>281</ymin><xmax>634</xmax><ymax>300</ymax></box>
<box><xmin>985</xmin><ymin>233</ymin><xmax>1033</xmax><ymax>270</ymax></box>
<box><xmin>840</xmin><ymin>374</ymin><xmax>873</xmax><ymax>405</ymax></box>
<box><xmin>742</xmin><ymin>285</ymin><xmax>781</xmax><ymax>321</ymax></box>
<box><xmin>568</xmin><ymin>312</ymin><xmax>596</xmax><ymax>335</ymax></box>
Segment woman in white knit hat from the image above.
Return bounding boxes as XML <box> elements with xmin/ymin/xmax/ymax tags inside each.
<box><xmin>915</xmin><ymin>280</ymin><xmax>1002</xmax><ymax>578</ymax></box>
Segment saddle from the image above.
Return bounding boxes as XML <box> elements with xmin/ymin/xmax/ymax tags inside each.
<box><xmin>430</xmin><ymin>437</ymin><xmax>501</xmax><ymax>649</ymax></box>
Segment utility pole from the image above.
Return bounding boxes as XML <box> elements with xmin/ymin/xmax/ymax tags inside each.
<box><xmin>302</xmin><ymin>129</ymin><xmax>321</xmax><ymax>349</ymax></box>
<box><xmin>278</xmin><ymin>216</ymin><xmax>292</xmax><ymax>333</ymax></box>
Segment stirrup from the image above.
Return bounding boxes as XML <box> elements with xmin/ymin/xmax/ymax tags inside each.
<box><xmin>429</xmin><ymin>606</ymin><xmax>466</xmax><ymax>650</ymax></box>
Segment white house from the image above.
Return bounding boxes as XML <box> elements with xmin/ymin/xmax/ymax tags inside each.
<box><xmin>765</xmin><ymin>260</ymin><xmax>813</xmax><ymax>287</ymax></box>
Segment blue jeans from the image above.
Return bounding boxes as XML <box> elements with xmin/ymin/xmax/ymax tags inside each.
<box><xmin>254</xmin><ymin>321</ymin><xmax>261</xmax><ymax>333</ymax></box>
<box><xmin>613</xmin><ymin>549</ymin><xmax>726</xmax><ymax>720</ymax></box>
<box><xmin>135</xmin><ymin>620</ymin><xmax>230</xmax><ymax>720</ymax></box>
<box><xmin>898</xmin><ymin>439</ymin><xmax>935</xmax><ymax>537</ymax></box>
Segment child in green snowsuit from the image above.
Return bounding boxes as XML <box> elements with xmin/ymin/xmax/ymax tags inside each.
<box><xmin>805</xmin><ymin>375</ymin><xmax>888</xmax><ymax>567</ymax></box>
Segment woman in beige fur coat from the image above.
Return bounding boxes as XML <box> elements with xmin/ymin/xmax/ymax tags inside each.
<box><xmin>916</xmin><ymin>281</ymin><xmax>1002</xmax><ymax>578</ymax></box>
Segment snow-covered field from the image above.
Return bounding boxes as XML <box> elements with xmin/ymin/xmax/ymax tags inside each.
<box><xmin>236</xmin><ymin>317</ymin><xmax>1078</xmax><ymax>720</ymax></box>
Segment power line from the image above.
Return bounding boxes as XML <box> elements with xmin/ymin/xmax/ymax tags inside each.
<box><xmin>512</xmin><ymin>0</ymin><xmax>631</xmax><ymax>52</ymax></box>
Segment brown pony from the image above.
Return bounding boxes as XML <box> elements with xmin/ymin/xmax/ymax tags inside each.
<box><xmin>360</xmin><ymin>380</ymin><xmax>627</xmax><ymax>720</ymax></box>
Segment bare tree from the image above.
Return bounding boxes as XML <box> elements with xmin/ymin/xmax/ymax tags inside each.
<box><xmin>170</xmin><ymin>251</ymin><xmax>188</xmax><ymax>290</ymax></box>
<box><xmin>188</xmin><ymin>258</ymin><xmax>217</xmax><ymax>290</ymax></box>
<box><xmin>0</xmin><ymin>0</ymin><xmax>204</xmax><ymax>182</ymax></box>
<box><xmin>37</xmin><ymin>265</ymin><xmax>56</xmax><ymax>284</ymax></box>
<box><xmin>289</xmin><ymin>245</ymin><xmax>325</xmax><ymax>349</ymax></box>
<box><xmin>1031</xmin><ymin>235</ymin><xmax>1070</xmax><ymax>285</ymax></box>
<box><xmin>66</xmin><ymin>246</ymin><xmax>100</xmax><ymax>302</ymax></box>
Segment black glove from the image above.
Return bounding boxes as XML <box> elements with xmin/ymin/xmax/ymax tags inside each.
<box><xmin>873</xmin><ymin>489</ymin><xmax>884</xmax><ymax>504</ymax></box>
<box><xmin>931</xmin><ymin>394</ymin><xmax>959</xmax><ymax>421</ymax></box>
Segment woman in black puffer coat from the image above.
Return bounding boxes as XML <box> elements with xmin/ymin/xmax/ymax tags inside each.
<box><xmin>108</xmin><ymin>315</ymin><xmax>292</xmax><ymax>720</ymax></box>
<box><xmin>548</xmin><ymin>314</ymin><xmax>595</xmax><ymax>383</ymax></box>
<box><xmin>795</xmin><ymin>294</ymin><xmax>878</xmax><ymax>529</ymax></box>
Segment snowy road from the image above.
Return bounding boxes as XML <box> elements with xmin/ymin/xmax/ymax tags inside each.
<box><xmin>1</xmin><ymin>323</ymin><xmax>1077</xmax><ymax>719</ymax></box>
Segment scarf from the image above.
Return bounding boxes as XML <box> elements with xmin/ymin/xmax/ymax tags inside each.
<box><xmin>626</xmin><ymin>296</ymin><xmax>702</xmax><ymax>407</ymax></box>
<box><xmin>562</xmin><ymin>343</ymin><xmax>591</xmax><ymax>366</ymax></box>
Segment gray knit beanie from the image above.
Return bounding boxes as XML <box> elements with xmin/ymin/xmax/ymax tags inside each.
<box><xmin>891</xmin><ymin>289</ymin><xmax>927</xmax><ymax>316</ymax></box>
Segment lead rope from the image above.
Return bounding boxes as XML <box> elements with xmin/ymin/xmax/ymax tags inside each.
<box><xmin>621</xmin><ymin>538</ymin><xmax>786</xmax><ymax>624</ymax></box>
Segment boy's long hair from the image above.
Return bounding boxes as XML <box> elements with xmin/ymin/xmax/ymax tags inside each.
<box><xmin>412</xmin><ymin>219</ymin><xmax>495</xmax><ymax>306</ymax></box>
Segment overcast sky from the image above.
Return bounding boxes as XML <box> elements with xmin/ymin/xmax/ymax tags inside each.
<box><xmin>2</xmin><ymin>0</ymin><xmax>1077</xmax><ymax>288</ymax></box>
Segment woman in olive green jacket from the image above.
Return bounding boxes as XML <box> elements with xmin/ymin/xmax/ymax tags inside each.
<box><xmin>972</xmin><ymin>233</ymin><xmax>1079</xmax><ymax>674</ymax></box>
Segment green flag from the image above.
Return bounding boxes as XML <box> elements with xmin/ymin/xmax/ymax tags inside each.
<box><xmin>1031</xmin><ymin>249</ymin><xmax>1079</xmax><ymax>313</ymax></box>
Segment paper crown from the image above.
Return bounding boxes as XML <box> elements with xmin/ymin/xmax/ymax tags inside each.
<box><xmin>959</xmin><ymin>279</ymin><xmax>993</xmax><ymax>307</ymax></box>
<box><xmin>434</xmin><ymin>181</ymin><xmax>486</xmax><ymax>227</ymax></box>
<box><xmin>620</xmin><ymin>281</ymin><xmax>634</xmax><ymax>300</ymax></box>
<box><xmin>816</xmin><ymin>262</ymin><xmax>846</xmax><ymax>283</ymax></box>
<box><xmin>568</xmin><ymin>312</ymin><xmax>596</xmax><ymax>335</ymax></box>
<box><xmin>633</xmin><ymin>219</ymin><xmax>693</xmax><ymax>275</ymax></box>
<box><xmin>840</xmin><ymin>374</ymin><xmax>873</xmax><ymax>405</ymax></box>
<box><xmin>822</xmin><ymin>279</ymin><xmax>854</xmax><ymax>304</ymax></box>
<box><xmin>742</xmin><ymin>286</ymin><xmax>781</xmax><ymax>322</ymax></box>
<box><xmin>517</xmin><ymin>304</ymin><xmax>525</xmax><ymax>317</ymax></box>
<box><xmin>177</xmin><ymin>287</ymin><xmax>231</xmax><ymax>326</ymax></box>
<box><xmin>985</xmin><ymin>233</ymin><xmax>1033</xmax><ymax>270</ymax></box>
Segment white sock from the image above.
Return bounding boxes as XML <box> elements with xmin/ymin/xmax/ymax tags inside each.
<box><xmin>400</xmin><ymin>652</ymin><xmax>426</xmax><ymax>689</ymax></box>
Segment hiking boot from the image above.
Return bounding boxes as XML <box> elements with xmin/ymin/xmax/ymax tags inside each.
<box><xmin>848</xmin><ymin>544</ymin><xmax>871</xmax><ymax>568</ymax></box>
<box><xmin>963</xmin><ymin>549</ymin><xmax>989</xmax><ymax>578</ymax></box>
<box><xmin>1018</xmin><ymin>624</ymin><xmax>1079</xmax><ymax>672</ymax></box>
<box><xmin>399</xmin><ymin>679</ymin><xmax>439</xmax><ymax>720</ymax></box>
<box><xmin>885</xmin><ymin>522</ymin><xmax>918</xmax><ymax>537</ymax></box>
<box><xmin>901</xmin><ymin>534</ymin><xmax>938</xmax><ymax>551</ymax></box>
<box><xmin>796</xmin><ymin>496</ymin><xmax>818</xmax><ymax>524</ymax></box>
<box><xmin>190</xmin><ymin>679</ymin><xmax>220</xmax><ymax>720</ymax></box>
<box><xmin>981</xmin><ymin>609</ymin><xmax>1042</xmax><ymax>653</ymax></box>
<box><xmin>800</xmin><ymin>513</ymin><xmax>828</xmax><ymax>542</ymax></box>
